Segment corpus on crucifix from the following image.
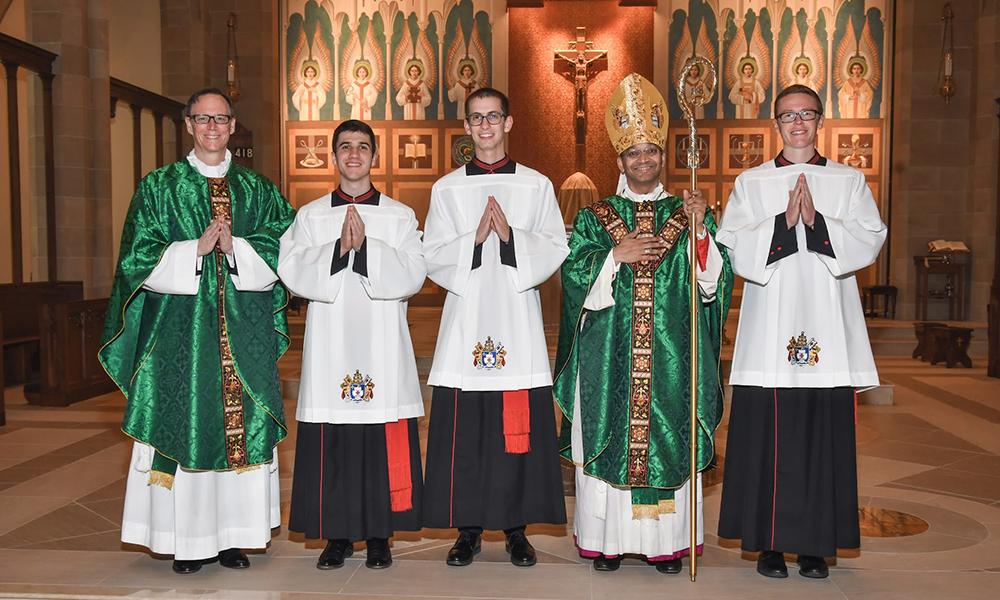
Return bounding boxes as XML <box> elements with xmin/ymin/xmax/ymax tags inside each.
<box><xmin>555</xmin><ymin>26</ymin><xmax>608</xmax><ymax>169</ymax></box>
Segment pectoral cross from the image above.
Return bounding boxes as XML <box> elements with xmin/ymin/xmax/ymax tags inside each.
<box><xmin>555</xmin><ymin>27</ymin><xmax>608</xmax><ymax>170</ymax></box>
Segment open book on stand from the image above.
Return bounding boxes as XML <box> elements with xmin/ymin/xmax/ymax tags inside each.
<box><xmin>928</xmin><ymin>239</ymin><xmax>970</xmax><ymax>254</ymax></box>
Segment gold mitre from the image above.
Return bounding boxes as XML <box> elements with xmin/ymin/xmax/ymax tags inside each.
<box><xmin>605</xmin><ymin>73</ymin><xmax>668</xmax><ymax>155</ymax></box>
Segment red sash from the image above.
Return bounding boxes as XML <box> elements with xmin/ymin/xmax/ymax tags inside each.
<box><xmin>502</xmin><ymin>390</ymin><xmax>531</xmax><ymax>454</ymax></box>
<box><xmin>384</xmin><ymin>420</ymin><xmax>412</xmax><ymax>512</ymax></box>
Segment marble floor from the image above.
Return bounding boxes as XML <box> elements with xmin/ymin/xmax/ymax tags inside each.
<box><xmin>1</xmin><ymin>355</ymin><xmax>999</xmax><ymax>599</ymax></box>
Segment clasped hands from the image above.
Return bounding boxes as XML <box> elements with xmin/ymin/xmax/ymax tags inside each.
<box><xmin>786</xmin><ymin>173</ymin><xmax>816</xmax><ymax>229</ymax></box>
<box><xmin>339</xmin><ymin>205</ymin><xmax>367</xmax><ymax>257</ymax></box>
<box><xmin>197</xmin><ymin>217</ymin><xmax>234</xmax><ymax>256</ymax></box>
<box><xmin>612</xmin><ymin>189</ymin><xmax>707</xmax><ymax>264</ymax></box>
<box><xmin>475</xmin><ymin>195</ymin><xmax>511</xmax><ymax>244</ymax></box>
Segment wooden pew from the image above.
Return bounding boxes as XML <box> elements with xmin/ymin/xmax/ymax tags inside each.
<box><xmin>26</xmin><ymin>298</ymin><xmax>116</xmax><ymax>406</ymax></box>
<box><xmin>0</xmin><ymin>282</ymin><xmax>84</xmax><ymax>385</ymax></box>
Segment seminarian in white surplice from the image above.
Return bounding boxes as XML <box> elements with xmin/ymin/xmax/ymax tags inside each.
<box><xmin>717</xmin><ymin>84</ymin><xmax>887</xmax><ymax>580</ymax></box>
<box><xmin>421</xmin><ymin>87</ymin><xmax>569</xmax><ymax>568</ymax></box>
<box><xmin>279</xmin><ymin>119</ymin><xmax>426</xmax><ymax>571</ymax></box>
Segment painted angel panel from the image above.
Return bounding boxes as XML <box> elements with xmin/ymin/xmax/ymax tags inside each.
<box><xmin>779</xmin><ymin>21</ymin><xmax>826</xmax><ymax>96</ymax></box>
<box><xmin>341</xmin><ymin>29</ymin><xmax>384</xmax><ymax>121</ymax></box>
<box><xmin>394</xmin><ymin>25</ymin><xmax>437</xmax><ymax>120</ymax></box>
<box><xmin>445</xmin><ymin>26</ymin><xmax>490</xmax><ymax>120</ymax></box>
<box><xmin>835</xmin><ymin>24</ymin><xmax>881</xmax><ymax>118</ymax></box>
<box><xmin>727</xmin><ymin>24</ymin><xmax>771</xmax><ymax>119</ymax></box>
<box><xmin>289</xmin><ymin>28</ymin><xmax>334</xmax><ymax>121</ymax></box>
<box><xmin>672</xmin><ymin>25</ymin><xmax>717</xmax><ymax>120</ymax></box>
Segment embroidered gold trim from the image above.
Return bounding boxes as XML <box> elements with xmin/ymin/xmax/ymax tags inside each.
<box><xmin>629</xmin><ymin>497</ymin><xmax>678</xmax><ymax>521</ymax></box>
<box><xmin>209</xmin><ymin>177</ymin><xmax>249</xmax><ymax>469</ymax></box>
<box><xmin>148</xmin><ymin>470</ymin><xmax>175</xmax><ymax>490</ymax></box>
<box><xmin>587</xmin><ymin>199</ymin><xmax>688</xmax><ymax>486</ymax></box>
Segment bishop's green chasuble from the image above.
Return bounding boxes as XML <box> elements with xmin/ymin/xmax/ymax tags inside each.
<box><xmin>100</xmin><ymin>161</ymin><xmax>295</xmax><ymax>480</ymax></box>
<box><xmin>553</xmin><ymin>194</ymin><xmax>733</xmax><ymax>514</ymax></box>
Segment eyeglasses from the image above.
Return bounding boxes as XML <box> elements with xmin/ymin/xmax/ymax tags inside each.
<box><xmin>466</xmin><ymin>111</ymin><xmax>506</xmax><ymax>126</ymax></box>
<box><xmin>621</xmin><ymin>146</ymin><xmax>661</xmax><ymax>161</ymax></box>
<box><xmin>189</xmin><ymin>114</ymin><xmax>233</xmax><ymax>125</ymax></box>
<box><xmin>776</xmin><ymin>109</ymin><xmax>821</xmax><ymax>123</ymax></box>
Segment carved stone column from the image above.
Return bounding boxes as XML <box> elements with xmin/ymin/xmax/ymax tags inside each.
<box><xmin>29</xmin><ymin>0</ymin><xmax>113</xmax><ymax>297</ymax></box>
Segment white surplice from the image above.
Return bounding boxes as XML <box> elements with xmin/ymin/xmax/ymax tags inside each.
<box><xmin>423</xmin><ymin>163</ymin><xmax>569</xmax><ymax>390</ymax></box>
<box><xmin>277</xmin><ymin>192</ymin><xmax>426</xmax><ymax>424</ymax></box>
<box><xmin>571</xmin><ymin>183</ymin><xmax>721</xmax><ymax>558</ymax></box>
<box><xmin>717</xmin><ymin>160</ymin><xmax>887</xmax><ymax>388</ymax></box>
<box><xmin>120</xmin><ymin>149</ymin><xmax>282</xmax><ymax>560</ymax></box>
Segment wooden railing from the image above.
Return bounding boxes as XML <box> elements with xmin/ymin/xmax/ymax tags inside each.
<box><xmin>110</xmin><ymin>77</ymin><xmax>185</xmax><ymax>185</ymax></box>
<box><xmin>0</xmin><ymin>32</ymin><xmax>57</xmax><ymax>282</ymax></box>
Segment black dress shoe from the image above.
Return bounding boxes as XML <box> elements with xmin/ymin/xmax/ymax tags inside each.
<box><xmin>446</xmin><ymin>531</ymin><xmax>481</xmax><ymax>566</ymax></box>
<box><xmin>172</xmin><ymin>559</ymin><xmax>205</xmax><ymax>574</ymax></box>
<box><xmin>218</xmin><ymin>547</ymin><xmax>250</xmax><ymax>569</ymax></box>
<box><xmin>365</xmin><ymin>538</ymin><xmax>393</xmax><ymax>569</ymax></box>
<box><xmin>756</xmin><ymin>551</ymin><xmax>788</xmax><ymax>578</ymax></box>
<box><xmin>654</xmin><ymin>558</ymin><xmax>682</xmax><ymax>574</ymax></box>
<box><xmin>593</xmin><ymin>555</ymin><xmax>621</xmax><ymax>571</ymax></box>
<box><xmin>505</xmin><ymin>531</ymin><xmax>537</xmax><ymax>567</ymax></box>
<box><xmin>317</xmin><ymin>539</ymin><xmax>353</xmax><ymax>570</ymax></box>
<box><xmin>796</xmin><ymin>555</ymin><xmax>829</xmax><ymax>579</ymax></box>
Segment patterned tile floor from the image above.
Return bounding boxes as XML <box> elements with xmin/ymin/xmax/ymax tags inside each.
<box><xmin>1</xmin><ymin>355</ymin><xmax>999</xmax><ymax>599</ymax></box>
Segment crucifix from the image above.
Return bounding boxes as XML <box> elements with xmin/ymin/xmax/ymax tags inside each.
<box><xmin>555</xmin><ymin>27</ymin><xmax>608</xmax><ymax>170</ymax></box>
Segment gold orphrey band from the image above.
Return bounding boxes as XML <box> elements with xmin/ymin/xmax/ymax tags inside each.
<box><xmin>587</xmin><ymin>199</ymin><xmax>687</xmax><ymax>486</ymax></box>
<box><xmin>208</xmin><ymin>177</ymin><xmax>249</xmax><ymax>469</ymax></box>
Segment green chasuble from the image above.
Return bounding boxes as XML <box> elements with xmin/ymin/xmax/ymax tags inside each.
<box><xmin>99</xmin><ymin>160</ymin><xmax>295</xmax><ymax>475</ymax></box>
<box><xmin>553</xmin><ymin>194</ymin><xmax>733</xmax><ymax>510</ymax></box>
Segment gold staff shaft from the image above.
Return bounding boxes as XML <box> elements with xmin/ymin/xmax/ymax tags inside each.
<box><xmin>688</xmin><ymin>133</ymin><xmax>700</xmax><ymax>584</ymax></box>
<box><xmin>676</xmin><ymin>56</ymin><xmax>716</xmax><ymax>583</ymax></box>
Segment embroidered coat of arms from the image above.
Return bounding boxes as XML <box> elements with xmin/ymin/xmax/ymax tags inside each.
<box><xmin>787</xmin><ymin>331</ymin><xmax>821</xmax><ymax>366</ymax></box>
<box><xmin>472</xmin><ymin>336</ymin><xmax>507</xmax><ymax>370</ymax></box>
<box><xmin>341</xmin><ymin>369</ymin><xmax>375</xmax><ymax>402</ymax></box>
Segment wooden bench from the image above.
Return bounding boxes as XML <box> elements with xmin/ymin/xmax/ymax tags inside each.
<box><xmin>929</xmin><ymin>326</ymin><xmax>974</xmax><ymax>368</ymax></box>
<box><xmin>25</xmin><ymin>298</ymin><xmax>117</xmax><ymax>406</ymax></box>
<box><xmin>913</xmin><ymin>321</ymin><xmax>973</xmax><ymax>368</ymax></box>
<box><xmin>0</xmin><ymin>282</ymin><xmax>83</xmax><ymax>385</ymax></box>
<box><xmin>913</xmin><ymin>322</ymin><xmax>948</xmax><ymax>361</ymax></box>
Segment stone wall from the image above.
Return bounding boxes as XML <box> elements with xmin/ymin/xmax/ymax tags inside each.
<box><xmin>970</xmin><ymin>3</ymin><xmax>1000</xmax><ymax>323</ymax></box>
<box><xmin>891</xmin><ymin>0</ymin><xmax>999</xmax><ymax>322</ymax></box>
<box><xmin>160</xmin><ymin>0</ymin><xmax>279</xmax><ymax>183</ymax></box>
<box><xmin>29</xmin><ymin>0</ymin><xmax>113</xmax><ymax>298</ymax></box>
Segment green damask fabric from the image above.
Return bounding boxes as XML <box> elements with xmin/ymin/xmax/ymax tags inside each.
<box><xmin>553</xmin><ymin>194</ymin><xmax>734</xmax><ymax>505</ymax></box>
<box><xmin>99</xmin><ymin>160</ymin><xmax>295</xmax><ymax>472</ymax></box>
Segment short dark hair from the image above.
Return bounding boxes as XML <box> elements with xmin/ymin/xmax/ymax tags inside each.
<box><xmin>183</xmin><ymin>88</ymin><xmax>235</xmax><ymax>118</ymax></box>
<box><xmin>333</xmin><ymin>119</ymin><xmax>377</xmax><ymax>151</ymax></box>
<box><xmin>465</xmin><ymin>87</ymin><xmax>509</xmax><ymax>118</ymax></box>
<box><xmin>773</xmin><ymin>84</ymin><xmax>823</xmax><ymax>118</ymax></box>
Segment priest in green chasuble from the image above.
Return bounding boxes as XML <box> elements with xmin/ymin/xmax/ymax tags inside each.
<box><xmin>554</xmin><ymin>73</ymin><xmax>733</xmax><ymax>574</ymax></box>
<box><xmin>99</xmin><ymin>89</ymin><xmax>294</xmax><ymax>575</ymax></box>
